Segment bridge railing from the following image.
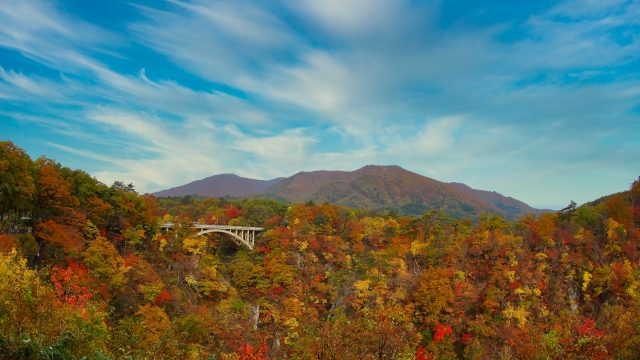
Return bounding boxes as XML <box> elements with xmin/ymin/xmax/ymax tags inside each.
<box><xmin>161</xmin><ymin>222</ymin><xmax>264</xmax><ymax>231</ymax></box>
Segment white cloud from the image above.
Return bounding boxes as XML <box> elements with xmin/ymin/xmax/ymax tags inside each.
<box><xmin>1</xmin><ymin>0</ymin><xmax>640</xmax><ymax>209</ymax></box>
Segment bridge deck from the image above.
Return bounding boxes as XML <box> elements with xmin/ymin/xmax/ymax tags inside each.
<box><xmin>160</xmin><ymin>222</ymin><xmax>264</xmax><ymax>251</ymax></box>
<box><xmin>161</xmin><ymin>222</ymin><xmax>264</xmax><ymax>231</ymax></box>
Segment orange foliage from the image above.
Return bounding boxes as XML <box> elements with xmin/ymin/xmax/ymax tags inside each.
<box><xmin>0</xmin><ymin>234</ymin><xmax>15</xmax><ymax>253</ymax></box>
<box><xmin>35</xmin><ymin>220</ymin><xmax>84</xmax><ymax>253</ymax></box>
<box><xmin>51</xmin><ymin>265</ymin><xmax>93</xmax><ymax>307</ymax></box>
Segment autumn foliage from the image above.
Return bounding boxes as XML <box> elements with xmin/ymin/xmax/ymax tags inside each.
<box><xmin>2</xmin><ymin>140</ymin><xmax>640</xmax><ymax>359</ymax></box>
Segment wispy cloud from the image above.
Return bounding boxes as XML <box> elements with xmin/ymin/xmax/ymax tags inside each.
<box><xmin>0</xmin><ymin>0</ymin><xmax>639</xmax><ymax>209</ymax></box>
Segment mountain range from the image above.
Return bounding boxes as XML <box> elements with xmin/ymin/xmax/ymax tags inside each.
<box><xmin>154</xmin><ymin>165</ymin><xmax>550</xmax><ymax>219</ymax></box>
<box><xmin>153</xmin><ymin>174</ymin><xmax>285</xmax><ymax>198</ymax></box>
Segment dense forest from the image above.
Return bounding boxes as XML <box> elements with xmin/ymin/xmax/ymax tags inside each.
<box><xmin>2</xmin><ymin>139</ymin><xmax>640</xmax><ymax>359</ymax></box>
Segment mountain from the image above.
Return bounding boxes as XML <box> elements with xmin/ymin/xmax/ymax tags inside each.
<box><xmin>260</xmin><ymin>165</ymin><xmax>508</xmax><ymax>219</ymax></box>
<box><xmin>449</xmin><ymin>182</ymin><xmax>551</xmax><ymax>218</ymax></box>
<box><xmin>153</xmin><ymin>174</ymin><xmax>285</xmax><ymax>198</ymax></box>
<box><xmin>582</xmin><ymin>190</ymin><xmax>628</xmax><ymax>208</ymax></box>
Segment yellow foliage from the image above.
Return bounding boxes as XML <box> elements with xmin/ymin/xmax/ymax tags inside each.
<box><xmin>159</xmin><ymin>238</ymin><xmax>167</xmax><ymax>252</ymax></box>
<box><xmin>185</xmin><ymin>275</ymin><xmax>198</xmax><ymax>286</ymax></box>
<box><xmin>410</xmin><ymin>239</ymin><xmax>428</xmax><ymax>255</ymax></box>
<box><xmin>83</xmin><ymin>236</ymin><xmax>128</xmax><ymax>290</ymax></box>
<box><xmin>606</xmin><ymin>218</ymin><xmax>624</xmax><ymax>240</ymax></box>
<box><xmin>354</xmin><ymin>279</ymin><xmax>372</xmax><ymax>298</ymax></box>
<box><xmin>182</xmin><ymin>236</ymin><xmax>208</xmax><ymax>255</ymax></box>
<box><xmin>283</xmin><ymin>298</ymin><xmax>304</xmax><ymax>320</ymax></box>
<box><xmin>582</xmin><ymin>271</ymin><xmax>593</xmax><ymax>292</ymax></box>
<box><xmin>0</xmin><ymin>249</ymin><xmax>109</xmax><ymax>356</ymax></box>
<box><xmin>116</xmin><ymin>305</ymin><xmax>177</xmax><ymax>358</ymax></box>
<box><xmin>623</xmin><ymin>259</ymin><xmax>639</xmax><ymax>299</ymax></box>
<box><xmin>389</xmin><ymin>258</ymin><xmax>408</xmax><ymax>277</ymax></box>
<box><xmin>139</xmin><ymin>280</ymin><xmax>164</xmax><ymax>303</ymax></box>
<box><xmin>514</xmin><ymin>286</ymin><xmax>532</xmax><ymax>299</ymax></box>
<box><xmin>535</xmin><ymin>252</ymin><xmax>548</xmax><ymax>262</ymax></box>
<box><xmin>502</xmin><ymin>303</ymin><xmax>529</xmax><ymax>328</ymax></box>
<box><xmin>363</xmin><ymin>217</ymin><xmax>386</xmax><ymax>237</ymax></box>
<box><xmin>414</xmin><ymin>268</ymin><xmax>454</xmax><ymax>324</ymax></box>
<box><xmin>533</xmin><ymin>288</ymin><xmax>542</xmax><ymax>297</ymax></box>
<box><xmin>299</xmin><ymin>240</ymin><xmax>308</xmax><ymax>251</ymax></box>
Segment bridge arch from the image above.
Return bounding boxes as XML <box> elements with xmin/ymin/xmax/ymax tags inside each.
<box><xmin>197</xmin><ymin>228</ymin><xmax>256</xmax><ymax>251</ymax></box>
<box><xmin>161</xmin><ymin>223</ymin><xmax>264</xmax><ymax>251</ymax></box>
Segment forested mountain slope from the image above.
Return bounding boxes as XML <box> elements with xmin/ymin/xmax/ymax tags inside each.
<box><xmin>2</xmin><ymin>140</ymin><xmax>640</xmax><ymax>359</ymax></box>
<box><xmin>154</xmin><ymin>174</ymin><xmax>285</xmax><ymax>198</ymax></box>
<box><xmin>260</xmin><ymin>165</ymin><xmax>506</xmax><ymax>219</ymax></box>
<box><xmin>449</xmin><ymin>182</ymin><xmax>550</xmax><ymax>218</ymax></box>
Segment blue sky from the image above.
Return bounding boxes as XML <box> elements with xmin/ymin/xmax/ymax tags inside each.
<box><xmin>1</xmin><ymin>0</ymin><xmax>640</xmax><ymax>209</ymax></box>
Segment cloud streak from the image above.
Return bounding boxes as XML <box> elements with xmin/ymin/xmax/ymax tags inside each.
<box><xmin>0</xmin><ymin>0</ymin><xmax>639</xmax><ymax>208</ymax></box>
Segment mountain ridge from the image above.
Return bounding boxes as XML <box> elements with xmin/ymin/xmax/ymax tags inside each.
<box><xmin>258</xmin><ymin>165</ymin><xmax>507</xmax><ymax>218</ymax></box>
<box><xmin>449</xmin><ymin>182</ymin><xmax>553</xmax><ymax>218</ymax></box>
<box><xmin>153</xmin><ymin>174</ymin><xmax>285</xmax><ymax>198</ymax></box>
<box><xmin>154</xmin><ymin>165</ymin><xmax>548</xmax><ymax>219</ymax></box>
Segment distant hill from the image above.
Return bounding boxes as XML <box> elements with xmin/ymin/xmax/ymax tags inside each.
<box><xmin>153</xmin><ymin>174</ymin><xmax>285</xmax><ymax>198</ymax></box>
<box><xmin>155</xmin><ymin>166</ymin><xmax>548</xmax><ymax>219</ymax></box>
<box><xmin>581</xmin><ymin>190</ymin><xmax>629</xmax><ymax>207</ymax></box>
<box><xmin>449</xmin><ymin>182</ymin><xmax>551</xmax><ymax>218</ymax></box>
<box><xmin>260</xmin><ymin>165</ymin><xmax>507</xmax><ymax>219</ymax></box>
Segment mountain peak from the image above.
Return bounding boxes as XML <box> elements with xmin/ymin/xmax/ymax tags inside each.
<box><xmin>260</xmin><ymin>166</ymin><xmax>506</xmax><ymax>219</ymax></box>
<box><xmin>154</xmin><ymin>174</ymin><xmax>285</xmax><ymax>198</ymax></box>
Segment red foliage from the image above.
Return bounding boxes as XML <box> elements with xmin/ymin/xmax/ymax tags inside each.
<box><xmin>433</xmin><ymin>323</ymin><xmax>452</xmax><ymax>343</ymax></box>
<box><xmin>123</xmin><ymin>254</ymin><xmax>141</xmax><ymax>267</ymax></box>
<box><xmin>51</xmin><ymin>265</ymin><xmax>93</xmax><ymax>307</ymax></box>
<box><xmin>112</xmin><ymin>233</ymin><xmax>124</xmax><ymax>243</ymax></box>
<box><xmin>269</xmin><ymin>285</ymin><xmax>285</xmax><ymax>296</ymax></box>
<box><xmin>237</xmin><ymin>337</ymin><xmax>269</xmax><ymax>360</ymax></box>
<box><xmin>154</xmin><ymin>289</ymin><xmax>172</xmax><ymax>306</ymax></box>
<box><xmin>257</xmin><ymin>246</ymin><xmax>271</xmax><ymax>254</ymax></box>
<box><xmin>415</xmin><ymin>346</ymin><xmax>434</xmax><ymax>360</ymax></box>
<box><xmin>578</xmin><ymin>318</ymin><xmax>605</xmax><ymax>337</ymax></box>
<box><xmin>508</xmin><ymin>281</ymin><xmax>521</xmax><ymax>291</ymax></box>
<box><xmin>226</xmin><ymin>206</ymin><xmax>243</xmax><ymax>219</ymax></box>
<box><xmin>461</xmin><ymin>333</ymin><xmax>472</xmax><ymax>343</ymax></box>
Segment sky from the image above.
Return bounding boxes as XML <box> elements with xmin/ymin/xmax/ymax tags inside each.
<box><xmin>1</xmin><ymin>0</ymin><xmax>640</xmax><ymax>209</ymax></box>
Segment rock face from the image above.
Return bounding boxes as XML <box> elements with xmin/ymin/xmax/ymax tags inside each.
<box><xmin>153</xmin><ymin>174</ymin><xmax>285</xmax><ymax>198</ymax></box>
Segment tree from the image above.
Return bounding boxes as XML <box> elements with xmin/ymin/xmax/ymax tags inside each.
<box><xmin>558</xmin><ymin>200</ymin><xmax>577</xmax><ymax>222</ymax></box>
<box><xmin>83</xmin><ymin>236</ymin><xmax>128</xmax><ymax>294</ymax></box>
<box><xmin>0</xmin><ymin>141</ymin><xmax>35</xmax><ymax>219</ymax></box>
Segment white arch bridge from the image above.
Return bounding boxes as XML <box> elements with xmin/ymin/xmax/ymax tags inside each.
<box><xmin>161</xmin><ymin>222</ymin><xmax>264</xmax><ymax>251</ymax></box>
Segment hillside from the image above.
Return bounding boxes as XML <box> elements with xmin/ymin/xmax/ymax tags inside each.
<box><xmin>449</xmin><ymin>182</ymin><xmax>550</xmax><ymax>218</ymax></box>
<box><xmin>153</xmin><ymin>174</ymin><xmax>284</xmax><ymax>198</ymax></box>
<box><xmin>261</xmin><ymin>165</ymin><xmax>507</xmax><ymax>219</ymax></box>
<box><xmin>2</xmin><ymin>140</ymin><xmax>640</xmax><ymax>359</ymax></box>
